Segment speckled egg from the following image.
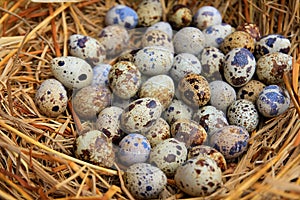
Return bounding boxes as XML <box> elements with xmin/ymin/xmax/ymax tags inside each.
<box><xmin>149</xmin><ymin>138</ymin><xmax>187</xmax><ymax>177</ymax></box>
<box><xmin>188</xmin><ymin>145</ymin><xmax>227</xmax><ymax>171</ymax></box>
<box><xmin>35</xmin><ymin>79</ymin><xmax>68</xmax><ymax>117</ymax></box>
<box><xmin>220</xmin><ymin>31</ymin><xmax>255</xmax><ymax>54</ymax></box>
<box><xmin>72</xmin><ymin>85</ymin><xmax>112</xmax><ymax>119</ymax></box>
<box><xmin>139</xmin><ymin>75</ymin><xmax>175</xmax><ymax>109</ymax></box>
<box><xmin>75</xmin><ymin>130</ymin><xmax>114</xmax><ymax>167</ymax></box>
<box><xmin>146</xmin><ymin>21</ymin><xmax>173</xmax><ymax>38</ymax></box>
<box><xmin>227</xmin><ymin>99</ymin><xmax>259</xmax><ymax>133</ymax></box>
<box><xmin>167</xmin><ymin>4</ymin><xmax>192</xmax><ymax>30</ymax></box>
<box><xmin>178</xmin><ymin>74</ymin><xmax>211</xmax><ymax>108</ymax></box>
<box><xmin>256</xmin><ymin>85</ymin><xmax>290</xmax><ymax>118</ymax></box>
<box><xmin>193</xmin><ymin>6</ymin><xmax>222</xmax><ymax>30</ymax></box>
<box><xmin>118</xmin><ymin>133</ymin><xmax>151</xmax><ymax>166</ymax></box>
<box><xmin>105</xmin><ymin>5</ymin><xmax>138</xmax><ymax>28</ymax></box>
<box><xmin>254</xmin><ymin>34</ymin><xmax>291</xmax><ymax>59</ymax></box>
<box><xmin>98</xmin><ymin>25</ymin><xmax>129</xmax><ymax>58</ymax></box>
<box><xmin>171</xmin><ymin>119</ymin><xmax>207</xmax><ymax>148</ymax></box>
<box><xmin>162</xmin><ymin>99</ymin><xmax>193</xmax><ymax>125</ymax></box>
<box><xmin>134</xmin><ymin>46</ymin><xmax>174</xmax><ymax>76</ymax></box>
<box><xmin>173</xmin><ymin>27</ymin><xmax>205</xmax><ymax>56</ymax></box>
<box><xmin>170</xmin><ymin>53</ymin><xmax>202</xmax><ymax>82</ymax></box>
<box><xmin>141</xmin><ymin>30</ymin><xmax>174</xmax><ymax>52</ymax></box>
<box><xmin>68</xmin><ymin>34</ymin><xmax>106</xmax><ymax>66</ymax></box>
<box><xmin>174</xmin><ymin>155</ymin><xmax>222</xmax><ymax>196</ymax></box>
<box><xmin>198</xmin><ymin>46</ymin><xmax>224</xmax><ymax>82</ymax></box>
<box><xmin>137</xmin><ymin>0</ymin><xmax>163</xmax><ymax>27</ymax></box>
<box><xmin>193</xmin><ymin>105</ymin><xmax>229</xmax><ymax>136</ymax></box>
<box><xmin>92</xmin><ymin>64</ymin><xmax>111</xmax><ymax>86</ymax></box>
<box><xmin>223</xmin><ymin>48</ymin><xmax>256</xmax><ymax>87</ymax></box>
<box><xmin>237</xmin><ymin>80</ymin><xmax>266</xmax><ymax>103</ymax></box>
<box><xmin>236</xmin><ymin>22</ymin><xmax>261</xmax><ymax>41</ymax></box>
<box><xmin>96</xmin><ymin>106</ymin><xmax>124</xmax><ymax>144</ymax></box>
<box><xmin>210</xmin><ymin>125</ymin><xmax>250</xmax><ymax>159</ymax></box>
<box><xmin>121</xmin><ymin>97</ymin><xmax>163</xmax><ymax>133</ymax></box>
<box><xmin>50</xmin><ymin>56</ymin><xmax>93</xmax><ymax>89</ymax></box>
<box><xmin>108</xmin><ymin>61</ymin><xmax>141</xmax><ymax>99</ymax></box>
<box><xmin>256</xmin><ymin>52</ymin><xmax>292</xmax><ymax>85</ymax></box>
<box><xmin>209</xmin><ymin>80</ymin><xmax>236</xmax><ymax>113</ymax></box>
<box><xmin>203</xmin><ymin>23</ymin><xmax>234</xmax><ymax>48</ymax></box>
<box><xmin>124</xmin><ymin>163</ymin><xmax>167</xmax><ymax>199</ymax></box>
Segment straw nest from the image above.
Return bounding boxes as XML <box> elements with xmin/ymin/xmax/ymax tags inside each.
<box><xmin>0</xmin><ymin>0</ymin><xmax>299</xmax><ymax>199</ymax></box>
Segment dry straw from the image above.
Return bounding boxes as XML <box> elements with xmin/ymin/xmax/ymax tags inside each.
<box><xmin>0</xmin><ymin>0</ymin><xmax>299</xmax><ymax>199</ymax></box>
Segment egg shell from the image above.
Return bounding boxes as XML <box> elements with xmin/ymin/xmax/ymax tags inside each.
<box><xmin>193</xmin><ymin>6</ymin><xmax>222</xmax><ymax>30</ymax></box>
<box><xmin>237</xmin><ymin>80</ymin><xmax>266</xmax><ymax>103</ymax></box>
<box><xmin>220</xmin><ymin>31</ymin><xmax>255</xmax><ymax>54</ymax></box>
<box><xmin>223</xmin><ymin>48</ymin><xmax>256</xmax><ymax>87</ymax></box>
<box><xmin>139</xmin><ymin>74</ymin><xmax>175</xmax><ymax>109</ymax></box>
<box><xmin>141</xmin><ymin>29</ymin><xmax>174</xmax><ymax>52</ymax></box>
<box><xmin>170</xmin><ymin>53</ymin><xmax>202</xmax><ymax>82</ymax></box>
<box><xmin>236</xmin><ymin>22</ymin><xmax>261</xmax><ymax>41</ymax></box>
<box><xmin>91</xmin><ymin>64</ymin><xmax>111</xmax><ymax>87</ymax></box>
<box><xmin>134</xmin><ymin>46</ymin><xmax>174</xmax><ymax>76</ymax></box>
<box><xmin>68</xmin><ymin>34</ymin><xmax>106</xmax><ymax>66</ymax></box>
<box><xmin>137</xmin><ymin>0</ymin><xmax>163</xmax><ymax>27</ymax></box>
<box><xmin>146</xmin><ymin>21</ymin><xmax>173</xmax><ymax>38</ymax></box>
<box><xmin>188</xmin><ymin>145</ymin><xmax>227</xmax><ymax>171</ymax></box>
<box><xmin>72</xmin><ymin>85</ymin><xmax>112</xmax><ymax>119</ymax></box>
<box><xmin>256</xmin><ymin>52</ymin><xmax>292</xmax><ymax>85</ymax></box>
<box><xmin>210</xmin><ymin>125</ymin><xmax>249</xmax><ymax>159</ymax></box>
<box><xmin>227</xmin><ymin>99</ymin><xmax>259</xmax><ymax>133</ymax></box>
<box><xmin>149</xmin><ymin>138</ymin><xmax>187</xmax><ymax>177</ymax></box>
<box><xmin>118</xmin><ymin>133</ymin><xmax>151</xmax><ymax>166</ymax></box>
<box><xmin>167</xmin><ymin>4</ymin><xmax>192</xmax><ymax>30</ymax></box>
<box><xmin>203</xmin><ymin>23</ymin><xmax>234</xmax><ymax>48</ymax></box>
<box><xmin>173</xmin><ymin>27</ymin><xmax>205</xmax><ymax>56</ymax></box>
<box><xmin>174</xmin><ymin>155</ymin><xmax>222</xmax><ymax>196</ymax></box>
<box><xmin>35</xmin><ymin>79</ymin><xmax>68</xmax><ymax>117</ymax></box>
<box><xmin>162</xmin><ymin>99</ymin><xmax>193</xmax><ymax>125</ymax></box>
<box><xmin>193</xmin><ymin>105</ymin><xmax>229</xmax><ymax>136</ymax></box>
<box><xmin>75</xmin><ymin>130</ymin><xmax>115</xmax><ymax>167</ymax></box>
<box><xmin>256</xmin><ymin>85</ymin><xmax>290</xmax><ymax>117</ymax></box>
<box><xmin>105</xmin><ymin>5</ymin><xmax>138</xmax><ymax>28</ymax></box>
<box><xmin>108</xmin><ymin>61</ymin><xmax>141</xmax><ymax>99</ymax></box>
<box><xmin>51</xmin><ymin>56</ymin><xmax>93</xmax><ymax>89</ymax></box>
<box><xmin>121</xmin><ymin>97</ymin><xmax>163</xmax><ymax>133</ymax></box>
<box><xmin>254</xmin><ymin>34</ymin><xmax>291</xmax><ymax>59</ymax></box>
<box><xmin>124</xmin><ymin>163</ymin><xmax>167</xmax><ymax>199</ymax></box>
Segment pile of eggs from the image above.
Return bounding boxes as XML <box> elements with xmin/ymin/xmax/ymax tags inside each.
<box><xmin>34</xmin><ymin>1</ymin><xmax>293</xmax><ymax>199</ymax></box>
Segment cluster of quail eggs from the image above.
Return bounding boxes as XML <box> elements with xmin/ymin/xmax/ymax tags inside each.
<box><xmin>34</xmin><ymin>0</ymin><xmax>293</xmax><ymax>199</ymax></box>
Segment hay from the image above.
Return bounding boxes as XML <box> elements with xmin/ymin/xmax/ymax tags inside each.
<box><xmin>0</xmin><ymin>0</ymin><xmax>299</xmax><ymax>199</ymax></box>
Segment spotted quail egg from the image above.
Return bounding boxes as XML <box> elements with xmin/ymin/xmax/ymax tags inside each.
<box><xmin>170</xmin><ymin>53</ymin><xmax>202</xmax><ymax>82</ymax></box>
<box><xmin>254</xmin><ymin>34</ymin><xmax>291</xmax><ymax>59</ymax></box>
<box><xmin>220</xmin><ymin>31</ymin><xmax>255</xmax><ymax>54</ymax></box>
<box><xmin>223</xmin><ymin>48</ymin><xmax>256</xmax><ymax>87</ymax></box>
<box><xmin>227</xmin><ymin>99</ymin><xmax>259</xmax><ymax>133</ymax></box>
<box><xmin>178</xmin><ymin>73</ymin><xmax>211</xmax><ymax>108</ymax></box>
<box><xmin>108</xmin><ymin>61</ymin><xmax>141</xmax><ymax>99</ymax></box>
<box><xmin>139</xmin><ymin>74</ymin><xmax>175</xmax><ymax>109</ymax></box>
<box><xmin>146</xmin><ymin>21</ymin><xmax>173</xmax><ymax>38</ymax></box>
<box><xmin>198</xmin><ymin>46</ymin><xmax>224</xmax><ymax>82</ymax></box>
<box><xmin>91</xmin><ymin>64</ymin><xmax>111</xmax><ymax>87</ymax></box>
<box><xmin>202</xmin><ymin>23</ymin><xmax>234</xmax><ymax>48</ymax></box>
<box><xmin>50</xmin><ymin>56</ymin><xmax>93</xmax><ymax>89</ymax></box>
<box><xmin>236</xmin><ymin>22</ymin><xmax>261</xmax><ymax>41</ymax></box>
<box><xmin>35</xmin><ymin>79</ymin><xmax>68</xmax><ymax>117</ymax></box>
<box><xmin>121</xmin><ymin>97</ymin><xmax>163</xmax><ymax>133</ymax></box>
<box><xmin>141</xmin><ymin>29</ymin><xmax>174</xmax><ymax>52</ymax></box>
<box><xmin>163</xmin><ymin>99</ymin><xmax>193</xmax><ymax>125</ymax></box>
<box><xmin>68</xmin><ymin>34</ymin><xmax>106</xmax><ymax>66</ymax></box>
<box><xmin>174</xmin><ymin>155</ymin><xmax>222</xmax><ymax>196</ymax></box>
<box><xmin>105</xmin><ymin>5</ymin><xmax>138</xmax><ymax>28</ymax></box>
<box><xmin>118</xmin><ymin>133</ymin><xmax>151</xmax><ymax>166</ymax></box>
<box><xmin>167</xmin><ymin>4</ymin><xmax>192</xmax><ymax>30</ymax></box>
<box><xmin>256</xmin><ymin>52</ymin><xmax>292</xmax><ymax>85</ymax></box>
<box><xmin>75</xmin><ymin>130</ymin><xmax>115</xmax><ymax>167</ymax></box>
<box><xmin>149</xmin><ymin>138</ymin><xmax>187</xmax><ymax>177</ymax></box>
<box><xmin>124</xmin><ymin>163</ymin><xmax>167</xmax><ymax>199</ymax></box>
<box><xmin>188</xmin><ymin>145</ymin><xmax>227</xmax><ymax>171</ymax></box>
<box><xmin>171</xmin><ymin>119</ymin><xmax>207</xmax><ymax>148</ymax></box>
<box><xmin>72</xmin><ymin>85</ymin><xmax>112</xmax><ymax>120</ymax></box>
<box><xmin>173</xmin><ymin>27</ymin><xmax>205</xmax><ymax>56</ymax></box>
<box><xmin>137</xmin><ymin>0</ymin><xmax>163</xmax><ymax>27</ymax></box>
<box><xmin>237</xmin><ymin>80</ymin><xmax>266</xmax><ymax>103</ymax></box>
<box><xmin>256</xmin><ymin>85</ymin><xmax>290</xmax><ymax>118</ymax></box>
<box><xmin>193</xmin><ymin>6</ymin><xmax>222</xmax><ymax>30</ymax></box>
<box><xmin>193</xmin><ymin>105</ymin><xmax>229</xmax><ymax>136</ymax></box>
<box><xmin>210</xmin><ymin>125</ymin><xmax>250</xmax><ymax>159</ymax></box>
<box><xmin>209</xmin><ymin>80</ymin><xmax>236</xmax><ymax>113</ymax></box>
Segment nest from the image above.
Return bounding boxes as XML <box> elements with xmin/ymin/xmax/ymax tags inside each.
<box><xmin>0</xmin><ymin>0</ymin><xmax>299</xmax><ymax>199</ymax></box>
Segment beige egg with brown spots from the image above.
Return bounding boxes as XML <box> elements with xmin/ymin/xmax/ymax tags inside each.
<box><xmin>220</xmin><ymin>31</ymin><xmax>255</xmax><ymax>54</ymax></box>
<box><xmin>141</xmin><ymin>29</ymin><xmax>174</xmax><ymax>52</ymax></box>
<box><xmin>237</xmin><ymin>80</ymin><xmax>266</xmax><ymax>103</ymax></box>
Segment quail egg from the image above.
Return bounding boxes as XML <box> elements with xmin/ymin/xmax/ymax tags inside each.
<box><xmin>105</xmin><ymin>5</ymin><xmax>138</xmax><ymax>28</ymax></box>
<box><xmin>167</xmin><ymin>4</ymin><xmax>192</xmax><ymax>30</ymax></box>
<box><xmin>91</xmin><ymin>64</ymin><xmax>111</xmax><ymax>87</ymax></box>
<box><xmin>202</xmin><ymin>23</ymin><xmax>234</xmax><ymax>48</ymax></box>
<box><xmin>137</xmin><ymin>0</ymin><xmax>163</xmax><ymax>27</ymax></box>
<box><xmin>146</xmin><ymin>21</ymin><xmax>173</xmax><ymax>38</ymax></box>
<box><xmin>162</xmin><ymin>99</ymin><xmax>193</xmax><ymax>125</ymax></box>
<box><xmin>236</xmin><ymin>22</ymin><xmax>261</xmax><ymax>41</ymax></box>
<box><xmin>141</xmin><ymin>29</ymin><xmax>174</xmax><ymax>52</ymax></box>
<box><xmin>220</xmin><ymin>31</ymin><xmax>255</xmax><ymax>54</ymax></box>
<box><xmin>237</xmin><ymin>80</ymin><xmax>266</xmax><ymax>103</ymax></box>
<box><xmin>193</xmin><ymin>6</ymin><xmax>222</xmax><ymax>30</ymax></box>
